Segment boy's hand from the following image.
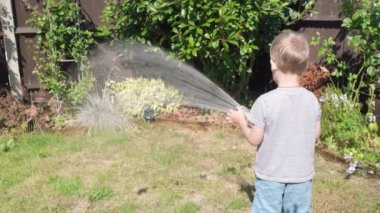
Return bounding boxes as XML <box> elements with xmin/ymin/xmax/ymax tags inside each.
<box><xmin>226</xmin><ymin>107</ymin><xmax>246</xmax><ymax>126</ymax></box>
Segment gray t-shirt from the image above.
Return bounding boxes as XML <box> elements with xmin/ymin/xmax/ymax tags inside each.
<box><xmin>248</xmin><ymin>87</ymin><xmax>321</xmax><ymax>183</ymax></box>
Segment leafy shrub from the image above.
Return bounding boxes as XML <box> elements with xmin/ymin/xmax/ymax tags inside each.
<box><xmin>320</xmin><ymin>86</ymin><xmax>380</xmax><ymax>164</ymax></box>
<box><xmin>342</xmin><ymin>0</ymin><xmax>380</xmax><ymax>83</ymax></box>
<box><xmin>321</xmin><ymin>86</ymin><xmax>364</xmax><ymax>148</ymax></box>
<box><xmin>101</xmin><ymin>0</ymin><xmax>314</xmax><ymax>102</ymax></box>
<box><xmin>106</xmin><ymin>78</ymin><xmax>182</xmax><ymax>117</ymax></box>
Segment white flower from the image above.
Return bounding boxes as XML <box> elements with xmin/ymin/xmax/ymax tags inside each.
<box><xmin>340</xmin><ymin>94</ymin><xmax>348</xmax><ymax>103</ymax></box>
<box><xmin>348</xmin><ymin>103</ymin><xmax>354</xmax><ymax>110</ymax></box>
<box><xmin>344</xmin><ymin>152</ymin><xmax>353</xmax><ymax>161</ymax></box>
<box><xmin>319</xmin><ymin>96</ymin><xmax>326</xmax><ymax>103</ymax></box>
<box><xmin>368</xmin><ymin>116</ymin><xmax>377</xmax><ymax>123</ymax></box>
<box><xmin>346</xmin><ymin>161</ymin><xmax>358</xmax><ymax>174</ymax></box>
<box><xmin>331</xmin><ymin>94</ymin><xmax>339</xmax><ymax>102</ymax></box>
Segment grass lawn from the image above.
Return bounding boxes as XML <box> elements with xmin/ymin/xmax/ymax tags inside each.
<box><xmin>0</xmin><ymin>122</ymin><xmax>379</xmax><ymax>213</ymax></box>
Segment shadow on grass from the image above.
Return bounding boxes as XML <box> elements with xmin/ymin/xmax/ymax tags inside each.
<box><xmin>236</xmin><ymin>176</ymin><xmax>255</xmax><ymax>203</ymax></box>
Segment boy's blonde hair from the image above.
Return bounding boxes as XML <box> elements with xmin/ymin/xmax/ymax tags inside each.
<box><xmin>270</xmin><ymin>31</ymin><xmax>309</xmax><ymax>74</ymax></box>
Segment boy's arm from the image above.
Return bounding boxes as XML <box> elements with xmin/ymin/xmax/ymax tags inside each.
<box><xmin>240</xmin><ymin>121</ymin><xmax>264</xmax><ymax>146</ymax></box>
<box><xmin>316</xmin><ymin>120</ymin><xmax>321</xmax><ymax>139</ymax></box>
<box><xmin>227</xmin><ymin>108</ymin><xmax>264</xmax><ymax>146</ymax></box>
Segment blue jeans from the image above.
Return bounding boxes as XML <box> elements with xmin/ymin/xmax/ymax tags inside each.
<box><xmin>252</xmin><ymin>177</ymin><xmax>312</xmax><ymax>213</ymax></box>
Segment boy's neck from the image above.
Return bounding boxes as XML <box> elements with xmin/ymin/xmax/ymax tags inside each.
<box><xmin>276</xmin><ymin>72</ymin><xmax>301</xmax><ymax>87</ymax></box>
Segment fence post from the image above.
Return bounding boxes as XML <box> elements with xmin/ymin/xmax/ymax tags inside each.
<box><xmin>0</xmin><ymin>0</ymin><xmax>22</xmax><ymax>101</ymax></box>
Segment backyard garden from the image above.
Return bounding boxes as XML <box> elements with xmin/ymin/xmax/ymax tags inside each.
<box><xmin>1</xmin><ymin>0</ymin><xmax>380</xmax><ymax>212</ymax></box>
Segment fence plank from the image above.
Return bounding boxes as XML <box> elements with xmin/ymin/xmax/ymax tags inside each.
<box><xmin>290</xmin><ymin>0</ymin><xmax>346</xmax><ymax>63</ymax></box>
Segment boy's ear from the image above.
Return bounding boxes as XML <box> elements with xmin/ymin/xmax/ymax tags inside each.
<box><xmin>270</xmin><ymin>60</ymin><xmax>277</xmax><ymax>72</ymax></box>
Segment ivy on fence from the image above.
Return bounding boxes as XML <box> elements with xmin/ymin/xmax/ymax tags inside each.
<box><xmin>28</xmin><ymin>0</ymin><xmax>95</xmax><ymax>105</ymax></box>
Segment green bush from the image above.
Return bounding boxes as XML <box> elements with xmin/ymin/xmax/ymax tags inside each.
<box><xmin>100</xmin><ymin>0</ymin><xmax>314</xmax><ymax>103</ymax></box>
<box><xmin>342</xmin><ymin>0</ymin><xmax>380</xmax><ymax>84</ymax></box>
<box><xmin>320</xmin><ymin>86</ymin><xmax>380</xmax><ymax>164</ymax></box>
<box><xmin>106</xmin><ymin>78</ymin><xmax>182</xmax><ymax>117</ymax></box>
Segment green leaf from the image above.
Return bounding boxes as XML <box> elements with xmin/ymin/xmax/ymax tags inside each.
<box><xmin>342</xmin><ymin>18</ymin><xmax>352</xmax><ymax>28</ymax></box>
<box><xmin>227</xmin><ymin>40</ymin><xmax>239</xmax><ymax>46</ymax></box>
<box><xmin>211</xmin><ymin>40</ymin><xmax>219</xmax><ymax>48</ymax></box>
<box><xmin>222</xmin><ymin>41</ymin><xmax>229</xmax><ymax>52</ymax></box>
<box><xmin>189</xmin><ymin>36</ymin><xmax>195</xmax><ymax>47</ymax></box>
<box><xmin>367</xmin><ymin>66</ymin><xmax>377</xmax><ymax>76</ymax></box>
<box><xmin>351</xmin><ymin>9</ymin><xmax>364</xmax><ymax>21</ymax></box>
<box><xmin>191</xmin><ymin>49</ymin><xmax>197</xmax><ymax>57</ymax></box>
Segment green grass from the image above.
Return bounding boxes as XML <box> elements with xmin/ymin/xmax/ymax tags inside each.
<box><xmin>120</xmin><ymin>200</ymin><xmax>138</xmax><ymax>212</ymax></box>
<box><xmin>153</xmin><ymin>148</ymin><xmax>184</xmax><ymax>166</ymax></box>
<box><xmin>161</xmin><ymin>189</ymin><xmax>182</xmax><ymax>205</ymax></box>
<box><xmin>0</xmin><ymin>174</ymin><xmax>19</xmax><ymax>187</ymax></box>
<box><xmin>87</xmin><ymin>185</ymin><xmax>114</xmax><ymax>202</ymax></box>
<box><xmin>0</xmin><ymin>124</ymin><xmax>379</xmax><ymax>212</ymax></box>
<box><xmin>48</xmin><ymin>176</ymin><xmax>83</xmax><ymax>196</ymax></box>
<box><xmin>228</xmin><ymin>197</ymin><xmax>249</xmax><ymax>209</ymax></box>
<box><xmin>173</xmin><ymin>202</ymin><xmax>200</xmax><ymax>213</ymax></box>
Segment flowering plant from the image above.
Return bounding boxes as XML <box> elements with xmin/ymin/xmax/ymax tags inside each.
<box><xmin>320</xmin><ymin>86</ymin><xmax>380</xmax><ymax>165</ymax></box>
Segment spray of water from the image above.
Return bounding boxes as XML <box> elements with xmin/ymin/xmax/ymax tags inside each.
<box><xmin>90</xmin><ymin>42</ymin><xmax>240</xmax><ymax>112</ymax></box>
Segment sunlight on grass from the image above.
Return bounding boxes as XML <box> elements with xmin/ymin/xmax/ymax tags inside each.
<box><xmin>98</xmin><ymin>132</ymin><xmax>133</xmax><ymax>145</ymax></box>
<box><xmin>0</xmin><ymin>123</ymin><xmax>379</xmax><ymax>212</ymax></box>
<box><xmin>173</xmin><ymin>201</ymin><xmax>200</xmax><ymax>213</ymax></box>
<box><xmin>214</xmin><ymin>131</ymin><xmax>226</xmax><ymax>139</ymax></box>
<box><xmin>315</xmin><ymin>176</ymin><xmax>347</xmax><ymax>189</ymax></box>
<box><xmin>48</xmin><ymin>176</ymin><xmax>83</xmax><ymax>196</ymax></box>
<box><xmin>160</xmin><ymin>189</ymin><xmax>182</xmax><ymax>205</ymax></box>
<box><xmin>154</xmin><ymin>150</ymin><xmax>183</xmax><ymax>166</ymax></box>
<box><xmin>87</xmin><ymin>185</ymin><xmax>114</xmax><ymax>202</ymax></box>
<box><xmin>0</xmin><ymin>174</ymin><xmax>19</xmax><ymax>187</ymax></box>
<box><xmin>228</xmin><ymin>197</ymin><xmax>250</xmax><ymax>209</ymax></box>
<box><xmin>120</xmin><ymin>200</ymin><xmax>138</xmax><ymax>212</ymax></box>
<box><xmin>0</xmin><ymin>136</ymin><xmax>12</xmax><ymax>143</ymax></box>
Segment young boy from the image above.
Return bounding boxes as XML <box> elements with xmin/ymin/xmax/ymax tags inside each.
<box><xmin>227</xmin><ymin>30</ymin><xmax>321</xmax><ymax>213</ymax></box>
